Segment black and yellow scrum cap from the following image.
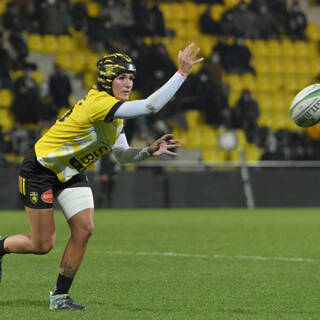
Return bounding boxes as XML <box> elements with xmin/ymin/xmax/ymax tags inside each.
<box><xmin>97</xmin><ymin>53</ymin><xmax>136</xmax><ymax>95</ymax></box>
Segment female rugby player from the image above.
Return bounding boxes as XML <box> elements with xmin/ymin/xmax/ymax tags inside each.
<box><xmin>0</xmin><ymin>43</ymin><xmax>203</xmax><ymax>310</ymax></box>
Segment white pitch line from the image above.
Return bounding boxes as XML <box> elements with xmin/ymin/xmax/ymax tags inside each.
<box><xmin>104</xmin><ymin>251</ymin><xmax>318</xmax><ymax>263</ymax></box>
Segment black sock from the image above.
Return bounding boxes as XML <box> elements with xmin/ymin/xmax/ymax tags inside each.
<box><xmin>0</xmin><ymin>237</ymin><xmax>9</xmax><ymax>256</ymax></box>
<box><xmin>53</xmin><ymin>274</ymin><xmax>74</xmax><ymax>295</ymax></box>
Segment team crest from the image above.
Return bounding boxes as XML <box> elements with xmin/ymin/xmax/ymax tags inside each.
<box><xmin>30</xmin><ymin>191</ymin><xmax>38</xmax><ymax>204</ymax></box>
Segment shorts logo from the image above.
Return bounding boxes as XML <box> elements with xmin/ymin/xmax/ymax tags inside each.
<box><xmin>41</xmin><ymin>189</ymin><xmax>53</xmax><ymax>204</ymax></box>
<box><xmin>30</xmin><ymin>192</ymin><xmax>39</xmax><ymax>204</ymax></box>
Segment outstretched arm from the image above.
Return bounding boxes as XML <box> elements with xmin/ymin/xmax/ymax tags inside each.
<box><xmin>112</xmin><ymin>133</ymin><xmax>180</xmax><ymax>164</ymax></box>
<box><xmin>113</xmin><ymin>43</ymin><xmax>203</xmax><ymax>119</ymax></box>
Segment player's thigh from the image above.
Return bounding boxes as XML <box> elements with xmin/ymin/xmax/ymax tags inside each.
<box><xmin>25</xmin><ymin>206</ymin><xmax>56</xmax><ymax>250</ymax></box>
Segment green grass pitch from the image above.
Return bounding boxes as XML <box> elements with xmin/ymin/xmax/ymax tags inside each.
<box><xmin>1</xmin><ymin>208</ymin><xmax>320</xmax><ymax>319</ymax></box>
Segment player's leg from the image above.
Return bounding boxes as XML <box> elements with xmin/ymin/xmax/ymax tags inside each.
<box><xmin>50</xmin><ymin>187</ymin><xmax>94</xmax><ymax>311</ymax></box>
<box><xmin>3</xmin><ymin>207</ymin><xmax>55</xmax><ymax>253</ymax></box>
<box><xmin>0</xmin><ymin>207</ymin><xmax>55</xmax><ymax>282</ymax></box>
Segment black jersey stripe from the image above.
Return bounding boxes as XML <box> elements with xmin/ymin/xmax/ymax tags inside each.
<box><xmin>104</xmin><ymin>101</ymin><xmax>123</xmax><ymax>122</ymax></box>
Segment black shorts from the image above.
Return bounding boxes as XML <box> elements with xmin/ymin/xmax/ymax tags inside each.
<box><xmin>19</xmin><ymin>148</ymin><xmax>89</xmax><ymax>209</ymax></box>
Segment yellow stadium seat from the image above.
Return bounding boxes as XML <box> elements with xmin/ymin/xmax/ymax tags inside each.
<box><xmin>0</xmin><ymin>0</ymin><xmax>9</xmax><ymax>16</ymax></box>
<box><xmin>309</xmin><ymin>58</ymin><xmax>320</xmax><ymax>76</ymax></box>
<box><xmin>85</xmin><ymin>51</ymin><xmax>99</xmax><ymax>72</ymax></box>
<box><xmin>268</xmin><ymin>58</ymin><xmax>282</xmax><ymax>75</ymax></box>
<box><xmin>258</xmin><ymin>111</ymin><xmax>273</xmax><ymax>127</ymax></box>
<box><xmin>0</xmin><ymin>109</ymin><xmax>15</xmax><ymax>131</ymax></box>
<box><xmin>199</xmin><ymin>34</ymin><xmax>216</xmax><ymax>58</ymax></box>
<box><xmin>0</xmin><ymin>89</ymin><xmax>13</xmax><ymax>108</ymax></box>
<box><xmin>31</xmin><ymin>70</ymin><xmax>44</xmax><ymax>85</ymax></box>
<box><xmin>280</xmin><ymin>40</ymin><xmax>294</xmax><ymax>57</ymax></box>
<box><xmin>27</xmin><ymin>33</ymin><xmax>43</xmax><ymax>52</ymax></box>
<box><xmin>282</xmin><ymin>76</ymin><xmax>299</xmax><ymax>92</ymax></box>
<box><xmin>69</xmin><ymin>52</ymin><xmax>86</xmax><ymax>72</ymax></box>
<box><xmin>271</xmin><ymin>93</ymin><xmax>287</xmax><ymax>111</ymax></box>
<box><xmin>296</xmin><ymin>75</ymin><xmax>313</xmax><ymax>90</ymax></box>
<box><xmin>245</xmin><ymin>144</ymin><xmax>262</xmax><ymax>162</ymax></box>
<box><xmin>281</xmin><ymin>58</ymin><xmax>296</xmax><ymax>75</ymax></box>
<box><xmin>184</xmin><ymin>1</ymin><xmax>199</xmax><ymax>21</ymax></box>
<box><xmin>251</xmin><ymin>40</ymin><xmax>267</xmax><ymax>57</ymax></box>
<box><xmin>56</xmin><ymin>53</ymin><xmax>72</xmax><ymax>70</ymax></box>
<box><xmin>185</xmin><ymin>129</ymin><xmax>202</xmax><ymax>148</ymax></box>
<box><xmin>56</xmin><ymin>35</ymin><xmax>74</xmax><ymax>53</ymax></box>
<box><xmin>228</xmin><ymin>89</ymin><xmax>241</xmax><ymax>107</ymax></box>
<box><xmin>83</xmin><ymin>72</ymin><xmax>95</xmax><ymax>89</ymax></box>
<box><xmin>241</xmin><ymin>73</ymin><xmax>256</xmax><ymax>91</ymax></box>
<box><xmin>202</xmin><ymin>147</ymin><xmax>225</xmax><ymax>163</ymax></box>
<box><xmin>252</xmin><ymin>56</ymin><xmax>269</xmax><ymax>74</ymax></box>
<box><xmin>293</xmin><ymin>41</ymin><xmax>308</xmax><ymax>58</ymax></box>
<box><xmin>265</xmin><ymin>40</ymin><xmax>281</xmax><ymax>57</ymax></box>
<box><xmin>224</xmin><ymin>74</ymin><xmax>242</xmax><ymax>91</ymax></box>
<box><xmin>87</xmin><ymin>1</ymin><xmax>101</xmax><ymax>18</ymax></box>
<box><xmin>235</xmin><ymin>129</ymin><xmax>247</xmax><ymax>148</ymax></box>
<box><xmin>42</xmin><ymin>35</ymin><xmax>57</xmax><ymax>54</ymax></box>
<box><xmin>306</xmin><ymin>22</ymin><xmax>320</xmax><ymax>41</ymax></box>
<box><xmin>224</xmin><ymin>0</ymin><xmax>241</xmax><ymax>9</ymax></box>
<box><xmin>170</xmin><ymin>3</ymin><xmax>186</xmax><ymax>21</ymax></box>
<box><xmin>307</xmin><ymin>41</ymin><xmax>318</xmax><ymax>58</ymax></box>
<box><xmin>201</xmin><ymin>125</ymin><xmax>219</xmax><ymax>148</ymax></box>
<box><xmin>257</xmin><ymin>94</ymin><xmax>273</xmax><ymax>111</ymax></box>
<box><xmin>159</xmin><ymin>3</ymin><xmax>173</xmax><ymax>22</ymax></box>
<box><xmin>295</xmin><ymin>58</ymin><xmax>310</xmax><ymax>75</ymax></box>
<box><xmin>255</xmin><ymin>75</ymin><xmax>272</xmax><ymax>92</ymax></box>
<box><xmin>185</xmin><ymin>109</ymin><xmax>203</xmax><ymax>128</ymax></box>
<box><xmin>210</xmin><ymin>4</ymin><xmax>224</xmax><ymax>21</ymax></box>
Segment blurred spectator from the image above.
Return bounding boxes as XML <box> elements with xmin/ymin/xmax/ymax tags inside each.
<box><xmin>137</xmin><ymin>43</ymin><xmax>176</xmax><ymax>97</ymax></box>
<box><xmin>212</xmin><ymin>36</ymin><xmax>254</xmax><ymax>74</ymax></box>
<box><xmin>101</xmin><ymin>0</ymin><xmax>136</xmax><ymax>47</ymax></box>
<box><xmin>230</xmin><ymin>38</ymin><xmax>255</xmax><ymax>74</ymax></box>
<box><xmin>199</xmin><ymin>6</ymin><xmax>222</xmax><ymax>35</ymax></box>
<box><xmin>196</xmin><ymin>60</ymin><xmax>232</xmax><ymax>128</ymax></box>
<box><xmin>254</xmin><ymin>3</ymin><xmax>281</xmax><ymax>39</ymax></box>
<box><xmin>232</xmin><ymin>89</ymin><xmax>260</xmax><ymax>143</ymax></box>
<box><xmin>221</xmin><ymin>1</ymin><xmax>257</xmax><ymax>38</ymax></box>
<box><xmin>11</xmin><ymin>70</ymin><xmax>42</xmax><ymax>125</ymax></box>
<box><xmin>49</xmin><ymin>64</ymin><xmax>72</xmax><ymax>113</ymax></box>
<box><xmin>7</xmin><ymin>123</ymin><xmax>31</xmax><ymax>156</ymax></box>
<box><xmin>41</xmin><ymin>0</ymin><xmax>71</xmax><ymax>35</ymax></box>
<box><xmin>7</xmin><ymin>30</ymin><xmax>36</xmax><ymax>70</ymax></box>
<box><xmin>132</xmin><ymin>0</ymin><xmax>166</xmax><ymax>37</ymax></box>
<box><xmin>286</xmin><ymin>0</ymin><xmax>307</xmax><ymax>40</ymax></box>
<box><xmin>0</xmin><ymin>34</ymin><xmax>13</xmax><ymax>88</ymax></box>
<box><xmin>71</xmin><ymin>2</ymin><xmax>88</xmax><ymax>33</ymax></box>
<box><xmin>2</xmin><ymin>3</ymin><xmax>22</xmax><ymax>31</ymax></box>
<box><xmin>87</xmin><ymin>12</ymin><xmax>122</xmax><ymax>52</ymax></box>
<box><xmin>211</xmin><ymin>36</ymin><xmax>234</xmax><ymax>73</ymax></box>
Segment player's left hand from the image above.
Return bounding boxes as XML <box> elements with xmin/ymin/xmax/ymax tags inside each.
<box><xmin>147</xmin><ymin>134</ymin><xmax>180</xmax><ymax>156</ymax></box>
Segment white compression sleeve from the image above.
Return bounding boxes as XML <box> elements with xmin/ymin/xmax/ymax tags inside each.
<box><xmin>113</xmin><ymin>72</ymin><xmax>186</xmax><ymax>119</ymax></box>
<box><xmin>112</xmin><ymin>133</ymin><xmax>150</xmax><ymax>164</ymax></box>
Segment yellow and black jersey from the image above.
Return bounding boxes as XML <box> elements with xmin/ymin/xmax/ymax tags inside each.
<box><xmin>35</xmin><ymin>87</ymin><xmax>123</xmax><ymax>182</ymax></box>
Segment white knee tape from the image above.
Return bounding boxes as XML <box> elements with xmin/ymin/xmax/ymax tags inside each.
<box><xmin>55</xmin><ymin>187</ymin><xmax>94</xmax><ymax>220</ymax></box>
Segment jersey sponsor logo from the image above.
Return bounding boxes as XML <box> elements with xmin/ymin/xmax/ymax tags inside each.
<box><xmin>80</xmin><ymin>146</ymin><xmax>110</xmax><ymax>165</ymax></box>
<box><xmin>41</xmin><ymin>189</ymin><xmax>53</xmax><ymax>203</ymax></box>
<box><xmin>69</xmin><ymin>146</ymin><xmax>110</xmax><ymax>172</ymax></box>
<box><xmin>30</xmin><ymin>191</ymin><xmax>39</xmax><ymax>204</ymax></box>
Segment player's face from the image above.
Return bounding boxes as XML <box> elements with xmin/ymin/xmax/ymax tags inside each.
<box><xmin>112</xmin><ymin>73</ymin><xmax>134</xmax><ymax>101</ymax></box>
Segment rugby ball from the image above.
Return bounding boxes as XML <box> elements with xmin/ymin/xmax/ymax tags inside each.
<box><xmin>289</xmin><ymin>84</ymin><xmax>320</xmax><ymax>127</ymax></box>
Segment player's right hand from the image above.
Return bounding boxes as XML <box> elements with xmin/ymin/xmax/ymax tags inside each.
<box><xmin>177</xmin><ymin>43</ymin><xmax>204</xmax><ymax>78</ymax></box>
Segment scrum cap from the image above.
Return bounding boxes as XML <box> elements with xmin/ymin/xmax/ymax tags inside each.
<box><xmin>97</xmin><ymin>53</ymin><xmax>136</xmax><ymax>95</ymax></box>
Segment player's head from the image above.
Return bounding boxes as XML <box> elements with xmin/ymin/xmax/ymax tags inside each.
<box><xmin>97</xmin><ymin>53</ymin><xmax>136</xmax><ymax>99</ymax></box>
